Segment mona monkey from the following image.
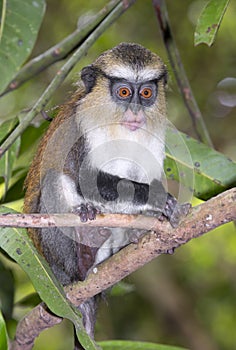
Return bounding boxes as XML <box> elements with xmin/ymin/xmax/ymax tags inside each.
<box><xmin>24</xmin><ymin>43</ymin><xmax>189</xmax><ymax>349</ymax></box>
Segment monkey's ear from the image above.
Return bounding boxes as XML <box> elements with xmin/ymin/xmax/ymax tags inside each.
<box><xmin>81</xmin><ymin>65</ymin><xmax>97</xmax><ymax>93</ymax></box>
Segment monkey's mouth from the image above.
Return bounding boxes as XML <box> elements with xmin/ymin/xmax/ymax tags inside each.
<box><xmin>121</xmin><ymin>121</ymin><xmax>145</xmax><ymax>131</ymax></box>
<box><xmin>121</xmin><ymin>108</ymin><xmax>146</xmax><ymax>131</ymax></box>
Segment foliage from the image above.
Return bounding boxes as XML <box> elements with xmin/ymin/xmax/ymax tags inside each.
<box><xmin>0</xmin><ymin>0</ymin><xmax>46</xmax><ymax>93</ymax></box>
<box><xmin>0</xmin><ymin>309</ymin><xmax>8</xmax><ymax>350</ymax></box>
<box><xmin>194</xmin><ymin>0</ymin><xmax>230</xmax><ymax>46</ymax></box>
<box><xmin>98</xmin><ymin>340</ymin><xmax>187</xmax><ymax>350</ymax></box>
<box><xmin>0</xmin><ymin>1</ymin><xmax>235</xmax><ymax>350</ymax></box>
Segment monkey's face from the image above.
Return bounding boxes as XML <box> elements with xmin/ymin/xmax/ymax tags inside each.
<box><xmin>109</xmin><ymin>78</ymin><xmax>158</xmax><ymax>131</ymax></box>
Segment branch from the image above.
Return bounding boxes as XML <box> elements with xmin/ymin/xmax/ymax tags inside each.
<box><xmin>9</xmin><ymin>188</ymin><xmax>236</xmax><ymax>350</ymax></box>
<box><xmin>1</xmin><ymin>188</ymin><xmax>235</xmax><ymax>230</ymax></box>
<box><xmin>67</xmin><ymin>187</ymin><xmax>236</xmax><ymax>303</ymax></box>
<box><xmin>152</xmin><ymin>0</ymin><xmax>213</xmax><ymax>147</ymax></box>
<box><xmin>10</xmin><ymin>304</ymin><xmax>62</xmax><ymax>350</ymax></box>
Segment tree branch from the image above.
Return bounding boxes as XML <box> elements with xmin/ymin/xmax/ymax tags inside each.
<box><xmin>67</xmin><ymin>187</ymin><xmax>236</xmax><ymax>304</ymax></box>
<box><xmin>1</xmin><ymin>188</ymin><xmax>235</xmax><ymax>231</ymax></box>
<box><xmin>152</xmin><ymin>0</ymin><xmax>213</xmax><ymax>147</ymax></box>
<box><xmin>10</xmin><ymin>304</ymin><xmax>62</xmax><ymax>350</ymax></box>
<box><xmin>9</xmin><ymin>188</ymin><xmax>236</xmax><ymax>350</ymax></box>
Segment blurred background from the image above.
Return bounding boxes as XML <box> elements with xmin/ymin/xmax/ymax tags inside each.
<box><xmin>0</xmin><ymin>1</ymin><xmax>235</xmax><ymax>349</ymax></box>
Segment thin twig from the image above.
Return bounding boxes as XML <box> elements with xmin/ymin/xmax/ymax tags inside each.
<box><xmin>0</xmin><ymin>0</ymin><xmax>136</xmax><ymax>159</ymax></box>
<box><xmin>152</xmin><ymin>0</ymin><xmax>213</xmax><ymax>147</ymax></box>
<box><xmin>9</xmin><ymin>188</ymin><xmax>236</xmax><ymax>350</ymax></box>
<box><xmin>0</xmin><ymin>0</ymin><xmax>120</xmax><ymax>96</ymax></box>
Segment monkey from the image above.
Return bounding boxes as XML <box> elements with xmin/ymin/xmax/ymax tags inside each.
<box><xmin>24</xmin><ymin>43</ymin><xmax>189</xmax><ymax>349</ymax></box>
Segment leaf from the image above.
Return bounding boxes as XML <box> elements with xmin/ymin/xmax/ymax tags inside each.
<box><xmin>99</xmin><ymin>340</ymin><xmax>188</xmax><ymax>350</ymax></box>
<box><xmin>165</xmin><ymin>127</ymin><xmax>236</xmax><ymax>201</ymax></box>
<box><xmin>0</xmin><ymin>206</ymin><xmax>100</xmax><ymax>350</ymax></box>
<box><xmin>16</xmin><ymin>293</ymin><xmax>41</xmax><ymax>308</ymax></box>
<box><xmin>194</xmin><ymin>0</ymin><xmax>229</xmax><ymax>46</ymax></box>
<box><xmin>0</xmin><ymin>309</ymin><xmax>8</xmax><ymax>350</ymax></box>
<box><xmin>0</xmin><ymin>259</ymin><xmax>14</xmax><ymax>319</ymax></box>
<box><xmin>0</xmin><ymin>0</ymin><xmax>6</xmax><ymax>42</ymax></box>
<box><xmin>0</xmin><ymin>118</ymin><xmax>20</xmax><ymax>200</ymax></box>
<box><xmin>0</xmin><ymin>0</ymin><xmax>46</xmax><ymax>94</ymax></box>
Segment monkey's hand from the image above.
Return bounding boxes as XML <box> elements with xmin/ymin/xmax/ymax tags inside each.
<box><xmin>160</xmin><ymin>193</ymin><xmax>191</xmax><ymax>228</ymax></box>
<box><xmin>72</xmin><ymin>202</ymin><xmax>101</xmax><ymax>222</ymax></box>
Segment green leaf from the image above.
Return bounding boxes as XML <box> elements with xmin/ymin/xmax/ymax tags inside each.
<box><xmin>194</xmin><ymin>0</ymin><xmax>229</xmax><ymax>46</ymax></box>
<box><xmin>0</xmin><ymin>309</ymin><xmax>8</xmax><ymax>350</ymax></box>
<box><xmin>99</xmin><ymin>340</ymin><xmax>188</xmax><ymax>350</ymax></box>
<box><xmin>0</xmin><ymin>0</ymin><xmax>46</xmax><ymax>93</ymax></box>
<box><xmin>0</xmin><ymin>259</ymin><xmax>14</xmax><ymax>319</ymax></box>
<box><xmin>16</xmin><ymin>293</ymin><xmax>41</xmax><ymax>308</ymax></box>
<box><xmin>0</xmin><ymin>206</ymin><xmax>100</xmax><ymax>350</ymax></box>
<box><xmin>165</xmin><ymin>128</ymin><xmax>236</xmax><ymax>201</ymax></box>
<box><xmin>0</xmin><ymin>119</ymin><xmax>20</xmax><ymax>200</ymax></box>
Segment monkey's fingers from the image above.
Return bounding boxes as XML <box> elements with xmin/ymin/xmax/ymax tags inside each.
<box><xmin>161</xmin><ymin>193</ymin><xmax>191</xmax><ymax>228</ymax></box>
<box><xmin>72</xmin><ymin>203</ymin><xmax>99</xmax><ymax>222</ymax></box>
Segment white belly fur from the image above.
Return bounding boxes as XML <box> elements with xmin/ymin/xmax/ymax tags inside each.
<box><xmin>86</xmin><ymin>124</ymin><xmax>165</xmax><ymax>184</ymax></box>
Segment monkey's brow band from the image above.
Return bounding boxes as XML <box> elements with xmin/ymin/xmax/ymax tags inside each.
<box><xmin>95</xmin><ymin>67</ymin><xmax>167</xmax><ymax>84</ymax></box>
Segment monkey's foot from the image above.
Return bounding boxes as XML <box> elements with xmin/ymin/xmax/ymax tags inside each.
<box><xmin>72</xmin><ymin>203</ymin><xmax>100</xmax><ymax>222</ymax></box>
<box><xmin>160</xmin><ymin>193</ymin><xmax>191</xmax><ymax>228</ymax></box>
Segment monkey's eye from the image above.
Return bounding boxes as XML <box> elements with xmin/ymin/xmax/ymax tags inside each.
<box><xmin>140</xmin><ymin>87</ymin><xmax>153</xmax><ymax>99</ymax></box>
<box><xmin>117</xmin><ymin>86</ymin><xmax>132</xmax><ymax>99</ymax></box>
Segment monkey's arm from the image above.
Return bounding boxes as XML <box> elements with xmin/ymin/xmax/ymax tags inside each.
<box><xmin>75</xmin><ymin>170</ymin><xmax>190</xmax><ymax>227</ymax></box>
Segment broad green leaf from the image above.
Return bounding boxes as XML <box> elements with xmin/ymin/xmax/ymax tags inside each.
<box><xmin>165</xmin><ymin>128</ymin><xmax>236</xmax><ymax>201</ymax></box>
<box><xmin>0</xmin><ymin>0</ymin><xmax>46</xmax><ymax>93</ymax></box>
<box><xmin>0</xmin><ymin>118</ymin><xmax>20</xmax><ymax>200</ymax></box>
<box><xmin>0</xmin><ymin>206</ymin><xmax>100</xmax><ymax>350</ymax></box>
<box><xmin>99</xmin><ymin>340</ymin><xmax>187</xmax><ymax>350</ymax></box>
<box><xmin>194</xmin><ymin>0</ymin><xmax>229</xmax><ymax>46</ymax></box>
<box><xmin>0</xmin><ymin>309</ymin><xmax>8</xmax><ymax>350</ymax></box>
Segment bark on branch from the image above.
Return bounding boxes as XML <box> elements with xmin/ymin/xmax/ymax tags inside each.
<box><xmin>8</xmin><ymin>188</ymin><xmax>236</xmax><ymax>350</ymax></box>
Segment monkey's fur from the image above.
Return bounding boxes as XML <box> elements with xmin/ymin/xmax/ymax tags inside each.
<box><xmin>24</xmin><ymin>43</ymin><xmax>187</xmax><ymax>349</ymax></box>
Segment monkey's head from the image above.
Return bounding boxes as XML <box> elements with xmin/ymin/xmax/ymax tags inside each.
<box><xmin>77</xmin><ymin>43</ymin><xmax>167</xmax><ymax>182</ymax></box>
<box><xmin>79</xmin><ymin>42</ymin><xmax>167</xmax><ymax>129</ymax></box>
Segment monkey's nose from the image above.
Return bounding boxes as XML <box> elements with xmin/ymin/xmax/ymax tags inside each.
<box><xmin>122</xmin><ymin>108</ymin><xmax>146</xmax><ymax>131</ymax></box>
<box><xmin>129</xmin><ymin>102</ymin><xmax>142</xmax><ymax>115</ymax></box>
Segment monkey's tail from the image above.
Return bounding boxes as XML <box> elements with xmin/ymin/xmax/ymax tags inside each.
<box><xmin>74</xmin><ymin>298</ymin><xmax>97</xmax><ymax>350</ymax></box>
